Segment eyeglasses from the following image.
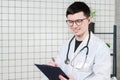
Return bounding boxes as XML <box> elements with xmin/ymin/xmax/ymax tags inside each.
<box><xmin>66</xmin><ymin>18</ymin><xmax>87</xmax><ymax>26</ymax></box>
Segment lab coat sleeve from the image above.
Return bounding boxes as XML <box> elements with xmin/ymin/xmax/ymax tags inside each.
<box><xmin>55</xmin><ymin>40</ymin><xmax>69</xmax><ymax>67</ymax></box>
<box><xmin>85</xmin><ymin>44</ymin><xmax>111</xmax><ymax>80</ymax></box>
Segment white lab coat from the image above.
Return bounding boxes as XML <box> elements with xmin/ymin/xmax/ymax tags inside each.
<box><xmin>55</xmin><ymin>32</ymin><xmax>111</xmax><ymax>80</ymax></box>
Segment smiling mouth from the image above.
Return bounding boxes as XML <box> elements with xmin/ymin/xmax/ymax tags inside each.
<box><xmin>74</xmin><ymin>28</ymin><xmax>80</xmax><ymax>33</ymax></box>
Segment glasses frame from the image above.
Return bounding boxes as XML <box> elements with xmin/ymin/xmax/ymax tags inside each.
<box><xmin>66</xmin><ymin>18</ymin><xmax>87</xmax><ymax>26</ymax></box>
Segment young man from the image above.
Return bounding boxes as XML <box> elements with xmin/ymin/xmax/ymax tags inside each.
<box><xmin>49</xmin><ymin>1</ymin><xmax>111</xmax><ymax>80</ymax></box>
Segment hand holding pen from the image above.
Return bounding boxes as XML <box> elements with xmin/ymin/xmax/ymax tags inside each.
<box><xmin>48</xmin><ymin>57</ymin><xmax>58</xmax><ymax>67</ymax></box>
<box><xmin>52</xmin><ymin>57</ymin><xmax>55</xmax><ymax>62</ymax></box>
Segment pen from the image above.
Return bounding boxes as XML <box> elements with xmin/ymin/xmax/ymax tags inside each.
<box><xmin>52</xmin><ymin>57</ymin><xmax>55</xmax><ymax>62</ymax></box>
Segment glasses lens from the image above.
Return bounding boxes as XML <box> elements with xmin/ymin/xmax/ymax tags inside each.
<box><xmin>75</xmin><ymin>19</ymin><xmax>83</xmax><ymax>26</ymax></box>
<box><xmin>66</xmin><ymin>20</ymin><xmax>73</xmax><ymax>26</ymax></box>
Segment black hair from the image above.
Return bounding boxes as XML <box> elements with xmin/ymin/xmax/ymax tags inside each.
<box><xmin>66</xmin><ymin>2</ymin><xmax>90</xmax><ymax>17</ymax></box>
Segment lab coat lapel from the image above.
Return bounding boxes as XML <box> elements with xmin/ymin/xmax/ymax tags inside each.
<box><xmin>74</xmin><ymin>35</ymin><xmax>89</xmax><ymax>55</ymax></box>
<box><xmin>68</xmin><ymin>35</ymin><xmax>89</xmax><ymax>61</ymax></box>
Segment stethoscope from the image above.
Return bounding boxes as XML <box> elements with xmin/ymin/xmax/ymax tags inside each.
<box><xmin>64</xmin><ymin>31</ymin><xmax>91</xmax><ymax>69</ymax></box>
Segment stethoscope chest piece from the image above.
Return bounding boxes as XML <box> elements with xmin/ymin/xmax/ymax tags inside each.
<box><xmin>65</xmin><ymin>58</ymin><xmax>70</xmax><ymax>64</ymax></box>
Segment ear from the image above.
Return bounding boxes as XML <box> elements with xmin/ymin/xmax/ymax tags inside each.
<box><xmin>88</xmin><ymin>16</ymin><xmax>92</xmax><ymax>24</ymax></box>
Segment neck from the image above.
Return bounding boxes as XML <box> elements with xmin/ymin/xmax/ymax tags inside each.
<box><xmin>76</xmin><ymin>31</ymin><xmax>89</xmax><ymax>41</ymax></box>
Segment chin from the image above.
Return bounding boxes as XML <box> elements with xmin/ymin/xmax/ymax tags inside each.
<box><xmin>74</xmin><ymin>32</ymin><xmax>83</xmax><ymax>36</ymax></box>
<box><xmin>74</xmin><ymin>33</ymin><xmax>80</xmax><ymax>36</ymax></box>
<box><xmin>72</xmin><ymin>30</ymin><xmax>82</xmax><ymax>35</ymax></box>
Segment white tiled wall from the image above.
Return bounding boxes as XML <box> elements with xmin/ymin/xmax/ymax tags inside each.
<box><xmin>0</xmin><ymin>0</ymin><xmax>115</xmax><ymax>80</ymax></box>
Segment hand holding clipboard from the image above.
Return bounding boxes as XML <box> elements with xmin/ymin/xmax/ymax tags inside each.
<box><xmin>35</xmin><ymin>64</ymin><xmax>69</xmax><ymax>80</ymax></box>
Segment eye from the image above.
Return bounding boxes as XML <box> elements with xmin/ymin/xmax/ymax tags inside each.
<box><xmin>66</xmin><ymin>20</ymin><xmax>73</xmax><ymax>23</ymax></box>
<box><xmin>76</xmin><ymin>19</ymin><xmax>82</xmax><ymax>23</ymax></box>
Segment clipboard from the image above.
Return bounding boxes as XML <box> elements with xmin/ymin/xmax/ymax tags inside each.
<box><xmin>35</xmin><ymin>64</ymin><xmax>69</xmax><ymax>80</ymax></box>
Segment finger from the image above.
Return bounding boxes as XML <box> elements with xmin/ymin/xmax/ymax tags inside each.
<box><xmin>59</xmin><ymin>75</ymin><xmax>67</xmax><ymax>80</ymax></box>
<box><xmin>48</xmin><ymin>60</ymin><xmax>58</xmax><ymax>66</ymax></box>
<box><xmin>48</xmin><ymin>60</ymin><xmax>55</xmax><ymax>65</ymax></box>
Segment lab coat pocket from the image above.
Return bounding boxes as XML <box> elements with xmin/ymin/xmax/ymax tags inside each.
<box><xmin>77</xmin><ymin>61</ymin><xmax>92</xmax><ymax>72</ymax></box>
<box><xmin>71</xmin><ymin>49</ymin><xmax>93</xmax><ymax>72</ymax></box>
<box><xmin>82</xmin><ymin>62</ymin><xmax>92</xmax><ymax>72</ymax></box>
<box><xmin>71</xmin><ymin>58</ymin><xmax>92</xmax><ymax>72</ymax></box>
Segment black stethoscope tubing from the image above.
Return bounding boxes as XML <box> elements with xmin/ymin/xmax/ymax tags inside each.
<box><xmin>65</xmin><ymin>31</ymin><xmax>91</xmax><ymax>65</ymax></box>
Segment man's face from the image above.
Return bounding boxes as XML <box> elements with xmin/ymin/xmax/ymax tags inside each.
<box><xmin>66</xmin><ymin>12</ymin><xmax>91</xmax><ymax>40</ymax></box>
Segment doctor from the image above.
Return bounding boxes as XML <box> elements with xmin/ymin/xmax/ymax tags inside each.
<box><xmin>49</xmin><ymin>1</ymin><xmax>111</xmax><ymax>80</ymax></box>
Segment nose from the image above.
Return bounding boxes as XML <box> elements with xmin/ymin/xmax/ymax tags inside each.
<box><xmin>72</xmin><ymin>22</ymin><xmax>78</xmax><ymax>28</ymax></box>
